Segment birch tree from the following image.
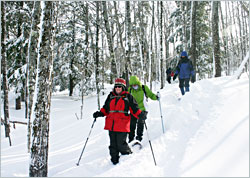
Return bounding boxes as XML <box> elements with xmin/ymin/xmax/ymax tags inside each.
<box><xmin>27</xmin><ymin>1</ymin><xmax>40</xmax><ymax>152</ymax></box>
<box><xmin>149</xmin><ymin>1</ymin><xmax>155</xmax><ymax>90</ymax></box>
<box><xmin>29</xmin><ymin>1</ymin><xmax>54</xmax><ymax>176</ymax></box>
<box><xmin>95</xmin><ymin>2</ymin><xmax>101</xmax><ymax>110</ymax></box>
<box><xmin>160</xmin><ymin>1</ymin><xmax>164</xmax><ymax>89</ymax></box>
<box><xmin>1</xmin><ymin>1</ymin><xmax>12</xmax><ymax>146</ymax></box>
<box><xmin>102</xmin><ymin>1</ymin><xmax>117</xmax><ymax>84</ymax></box>
<box><xmin>125</xmin><ymin>1</ymin><xmax>132</xmax><ymax>87</ymax></box>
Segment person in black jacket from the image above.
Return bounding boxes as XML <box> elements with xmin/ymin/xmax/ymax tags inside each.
<box><xmin>173</xmin><ymin>51</ymin><xmax>195</xmax><ymax>95</ymax></box>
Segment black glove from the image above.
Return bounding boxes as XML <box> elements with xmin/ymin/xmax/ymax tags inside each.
<box><xmin>173</xmin><ymin>74</ymin><xmax>178</xmax><ymax>81</ymax></box>
<box><xmin>156</xmin><ymin>92</ymin><xmax>161</xmax><ymax>101</ymax></box>
<box><xmin>93</xmin><ymin>111</ymin><xmax>104</xmax><ymax>118</ymax></box>
<box><xmin>191</xmin><ymin>75</ymin><xmax>195</xmax><ymax>83</ymax></box>
<box><xmin>167</xmin><ymin>76</ymin><xmax>171</xmax><ymax>84</ymax></box>
<box><xmin>139</xmin><ymin>111</ymin><xmax>148</xmax><ymax>120</ymax></box>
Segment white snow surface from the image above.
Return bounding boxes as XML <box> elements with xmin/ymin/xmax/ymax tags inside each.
<box><xmin>1</xmin><ymin>74</ymin><xmax>249</xmax><ymax>177</ymax></box>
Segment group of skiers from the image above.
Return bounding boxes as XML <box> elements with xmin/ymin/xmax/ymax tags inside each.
<box><xmin>93</xmin><ymin>51</ymin><xmax>195</xmax><ymax>165</ymax></box>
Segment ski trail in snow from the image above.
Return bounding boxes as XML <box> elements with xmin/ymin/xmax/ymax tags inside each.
<box><xmin>181</xmin><ymin>115</ymin><xmax>248</xmax><ymax>174</ymax></box>
<box><xmin>146</xmin><ymin>79</ymin><xmax>224</xmax><ymax>177</ymax></box>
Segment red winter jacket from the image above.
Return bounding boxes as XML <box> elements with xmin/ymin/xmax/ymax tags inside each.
<box><xmin>100</xmin><ymin>91</ymin><xmax>142</xmax><ymax>132</ymax></box>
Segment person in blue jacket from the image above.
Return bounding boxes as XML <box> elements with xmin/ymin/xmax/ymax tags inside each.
<box><xmin>173</xmin><ymin>51</ymin><xmax>195</xmax><ymax>95</ymax></box>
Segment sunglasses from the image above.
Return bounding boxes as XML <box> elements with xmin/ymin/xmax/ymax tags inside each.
<box><xmin>115</xmin><ymin>86</ymin><xmax>122</xmax><ymax>89</ymax></box>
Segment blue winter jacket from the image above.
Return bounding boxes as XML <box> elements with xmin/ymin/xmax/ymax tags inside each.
<box><xmin>175</xmin><ymin>52</ymin><xmax>195</xmax><ymax>79</ymax></box>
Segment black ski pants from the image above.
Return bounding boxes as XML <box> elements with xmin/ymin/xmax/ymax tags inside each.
<box><xmin>129</xmin><ymin>111</ymin><xmax>147</xmax><ymax>142</ymax></box>
<box><xmin>167</xmin><ymin>75</ymin><xmax>171</xmax><ymax>84</ymax></box>
<box><xmin>108</xmin><ymin>131</ymin><xmax>132</xmax><ymax>162</ymax></box>
<box><xmin>179</xmin><ymin>78</ymin><xmax>190</xmax><ymax>88</ymax></box>
<box><xmin>179</xmin><ymin>78</ymin><xmax>190</xmax><ymax>95</ymax></box>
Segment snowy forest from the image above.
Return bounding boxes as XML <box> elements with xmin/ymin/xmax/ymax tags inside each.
<box><xmin>1</xmin><ymin>1</ymin><xmax>249</xmax><ymax>177</ymax></box>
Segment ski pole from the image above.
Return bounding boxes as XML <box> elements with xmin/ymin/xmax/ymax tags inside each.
<box><xmin>157</xmin><ymin>91</ymin><xmax>165</xmax><ymax>133</ymax></box>
<box><xmin>144</xmin><ymin>121</ymin><xmax>157</xmax><ymax>166</ymax></box>
<box><xmin>76</xmin><ymin>117</ymin><xmax>97</xmax><ymax>166</ymax></box>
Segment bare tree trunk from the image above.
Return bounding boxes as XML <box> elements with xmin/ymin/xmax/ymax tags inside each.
<box><xmin>240</xmin><ymin>3</ymin><xmax>246</xmax><ymax>56</ymax></box>
<box><xmin>219</xmin><ymin>2</ymin><xmax>229</xmax><ymax>75</ymax></box>
<box><xmin>228</xmin><ymin>2</ymin><xmax>236</xmax><ymax>73</ymax></box>
<box><xmin>95</xmin><ymin>2</ymin><xmax>100</xmax><ymax>110</ymax></box>
<box><xmin>236</xmin><ymin>2</ymin><xmax>244</xmax><ymax>63</ymax></box>
<box><xmin>69</xmin><ymin>7</ymin><xmax>76</xmax><ymax>96</ymax></box>
<box><xmin>212</xmin><ymin>1</ymin><xmax>221</xmax><ymax>77</ymax></box>
<box><xmin>114</xmin><ymin>2</ymin><xmax>125</xmax><ymax>58</ymax></box>
<box><xmin>232</xmin><ymin>2</ymin><xmax>241</xmax><ymax>68</ymax></box>
<box><xmin>164</xmin><ymin>7</ymin><xmax>170</xmax><ymax>71</ymax></box>
<box><xmin>138</xmin><ymin>2</ymin><xmax>149</xmax><ymax>84</ymax></box>
<box><xmin>79</xmin><ymin>2</ymin><xmax>90</xmax><ymax>119</ymax></box>
<box><xmin>156</xmin><ymin>1</ymin><xmax>160</xmax><ymax>81</ymax></box>
<box><xmin>15</xmin><ymin>1</ymin><xmax>24</xmax><ymax>110</ymax></box>
<box><xmin>1</xmin><ymin>1</ymin><xmax>12</xmax><ymax>146</ymax></box>
<box><xmin>153</xmin><ymin>2</ymin><xmax>159</xmax><ymax>82</ymax></box>
<box><xmin>125</xmin><ymin>1</ymin><xmax>132</xmax><ymax>87</ymax></box>
<box><xmin>114</xmin><ymin>1</ymin><xmax>125</xmax><ymax>82</ymax></box>
<box><xmin>29</xmin><ymin>2</ymin><xmax>53</xmax><ymax>176</ymax></box>
<box><xmin>160</xmin><ymin>1</ymin><xmax>164</xmax><ymax>89</ymax></box>
<box><xmin>182</xmin><ymin>2</ymin><xmax>187</xmax><ymax>50</ymax></box>
<box><xmin>102</xmin><ymin>1</ymin><xmax>116</xmax><ymax>84</ymax></box>
<box><xmin>150</xmin><ymin>1</ymin><xmax>155</xmax><ymax>90</ymax></box>
<box><xmin>190</xmin><ymin>1</ymin><xmax>197</xmax><ymax>78</ymax></box>
<box><xmin>26</xmin><ymin>1</ymin><xmax>38</xmax><ymax>152</ymax></box>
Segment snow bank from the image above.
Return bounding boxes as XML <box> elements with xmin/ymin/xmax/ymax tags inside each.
<box><xmin>1</xmin><ymin>74</ymin><xmax>249</xmax><ymax>177</ymax></box>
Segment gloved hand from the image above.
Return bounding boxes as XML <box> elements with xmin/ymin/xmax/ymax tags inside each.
<box><xmin>93</xmin><ymin>111</ymin><xmax>104</xmax><ymax>118</ymax></box>
<box><xmin>156</xmin><ymin>92</ymin><xmax>161</xmax><ymax>100</ymax></box>
<box><xmin>191</xmin><ymin>75</ymin><xmax>195</xmax><ymax>83</ymax></box>
<box><xmin>173</xmin><ymin>74</ymin><xmax>178</xmax><ymax>81</ymax></box>
<box><xmin>139</xmin><ymin>111</ymin><xmax>148</xmax><ymax>120</ymax></box>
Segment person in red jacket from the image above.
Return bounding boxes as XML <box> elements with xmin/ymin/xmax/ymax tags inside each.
<box><xmin>93</xmin><ymin>78</ymin><xmax>143</xmax><ymax>165</ymax></box>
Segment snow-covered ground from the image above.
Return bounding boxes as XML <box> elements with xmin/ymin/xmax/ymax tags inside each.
<box><xmin>1</xmin><ymin>74</ymin><xmax>249</xmax><ymax>177</ymax></box>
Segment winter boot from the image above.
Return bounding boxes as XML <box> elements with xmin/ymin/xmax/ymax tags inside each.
<box><xmin>180</xmin><ymin>87</ymin><xmax>185</xmax><ymax>95</ymax></box>
<box><xmin>135</xmin><ymin>136</ymin><xmax>142</xmax><ymax>142</ymax></box>
<box><xmin>128</xmin><ymin>138</ymin><xmax>134</xmax><ymax>143</ymax></box>
<box><xmin>111</xmin><ymin>156</ymin><xmax>120</xmax><ymax>165</ymax></box>
<box><xmin>121</xmin><ymin>149</ymin><xmax>133</xmax><ymax>155</ymax></box>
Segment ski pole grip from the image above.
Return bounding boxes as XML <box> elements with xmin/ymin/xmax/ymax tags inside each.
<box><xmin>157</xmin><ymin>91</ymin><xmax>161</xmax><ymax>99</ymax></box>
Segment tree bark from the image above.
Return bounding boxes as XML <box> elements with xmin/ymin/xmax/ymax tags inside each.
<box><xmin>27</xmin><ymin>1</ymin><xmax>40</xmax><ymax>153</ymax></box>
<box><xmin>219</xmin><ymin>2</ymin><xmax>229</xmax><ymax>75</ymax></box>
<box><xmin>15</xmin><ymin>1</ymin><xmax>24</xmax><ymax>110</ymax></box>
<box><xmin>102</xmin><ymin>1</ymin><xmax>116</xmax><ymax>84</ymax></box>
<box><xmin>1</xmin><ymin>1</ymin><xmax>12</xmax><ymax>146</ymax></box>
<box><xmin>150</xmin><ymin>1</ymin><xmax>155</xmax><ymax>90</ymax></box>
<box><xmin>212</xmin><ymin>1</ymin><xmax>221</xmax><ymax>77</ymax></box>
<box><xmin>160</xmin><ymin>1</ymin><xmax>164</xmax><ymax>89</ymax></box>
<box><xmin>125</xmin><ymin>1</ymin><xmax>132</xmax><ymax>87</ymax></box>
<box><xmin>190</xmin><ymin>1</ymin><xmax>197</xmax><ymax>78</ymax></box>
<box><xmin>95</xmin><ymin>2</ymin><xmax>100</xmax><ymax>110</ymax></box>
<box><xmin>29</xmin><ymin>2</ymin><xmax>53</xmax><ymax>176</ymax></box>
<box><xmin>69</xmin><ymin>7</ymin><xmax>76</xmax><ymax>96</ymax></box>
